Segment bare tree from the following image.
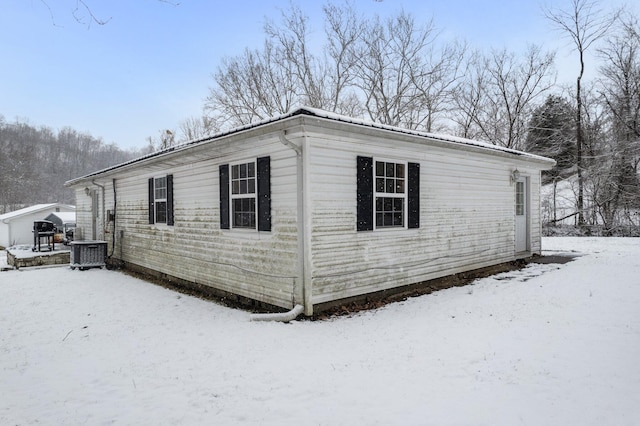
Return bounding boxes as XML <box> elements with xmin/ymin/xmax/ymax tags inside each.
<box><xmin>37</xmin><ymin>0</ymin><xmax>179</xmax><ymax>28</ymax></box>
<box><xmin>322</xmin><ymin>2</ymin><xmax>364</xmax><ymax>116</ymax></box>
<box><xmin>593</xmin><ymin>13</ymin><xmax>640</xmax><ymax>232</ymax></box>
<box><xmin>205</xmin><ymin>3</ymin><xmax>466</xmax><ymax>133</ymax></box>
<box><xmin>0</xmin><ymin>118</ymin><xmax>138</xmax><ymax>209</ymax></box>
<box><xmin>599</xmin><ymin>13</ymin><xmax>640</xmax><ymax>155</ymax></box>
<box><xmin>544</xmin><ymin>0</ymin><xmax>619</xmax><ymax>225</ymax></box>
<box><xmin>263</xmin><ymin>4</ymin><xmax>323</xmax><ymax>108</ymax></box>
<box><xmin>452</xmin><ymin>46</ymin><xmax>555</xmax><ymax>149</ymax></box>
<box><xmin>451</xmin><ymin>51</ymin><xmax>489</xmax><ymax>139</ymax></box>
<box><xmin>489</xmin><ymin>46</ymin><xmax>556</xmax><ymax>149</ymax></box>
<box><xmin>352</xmin><ymin>11</ymin><xmax>438</xmax><ymax>128</ymax></box>
<box><xmin>146</xmin><ymin>129</ymin><xmax>176</xmax><ymax>152</ymax></box>
<box><xmin>409</xmin><ymin>40</ymin><xmax>467</xmax><ymax>132</ymax></box>
<box><xmin>178</xmin><ymin>116</ymin><xmax>218</xmax><ymax>142</ymax></box>
<box><xmin>205</xmin><ymin>42</ymin><xmax>297</xmax><ymax>127</ymax></box>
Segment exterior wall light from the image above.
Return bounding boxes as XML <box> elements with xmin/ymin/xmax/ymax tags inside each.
<box><xmin>510</xmin><ymin>169</ymin><xmax>520</xmax><ymax>184</ymax></box>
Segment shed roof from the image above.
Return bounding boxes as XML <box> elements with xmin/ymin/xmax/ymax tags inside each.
<box><xmin>0</xmin><ymin>204</ymin><xmax>76</xmax><ymax>223</ymax></box>
<box><xmin>66</xmin><ymin>107</ymin><xmax>555</xmax><ymax>186</ymax></box>
<box><xmin>44</xmin><ymin>211</ymin><xmax>76</xmax><ymax>224</ymax></box>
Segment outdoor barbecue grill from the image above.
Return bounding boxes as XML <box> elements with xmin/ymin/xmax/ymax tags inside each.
<box><xmin>33</xmin><ymin>220</ymin><xmax>56</xmax><ymax>252</ymax></box>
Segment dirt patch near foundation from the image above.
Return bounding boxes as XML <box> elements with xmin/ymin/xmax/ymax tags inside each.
<box><xmin>313</xmin><ymin>254</ymin><xmax>578</xmax><ymax>320</ymax></box>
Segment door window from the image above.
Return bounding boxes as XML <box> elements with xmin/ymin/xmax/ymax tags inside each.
<box><xmin>516</xmin><ymin>181</ymin><xmax>525</xmax><ymax>216</ymax></box>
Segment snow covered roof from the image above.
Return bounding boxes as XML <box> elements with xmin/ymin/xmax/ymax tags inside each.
<box><xmin>0</xmin><ymin>204</ymin><xmax>76</xmax><ymax>223</ymax></box>
<box><xmin>44</xmin><ymin>211</ymin><xmax>76</xmax><ymax>224</ymax></box>
<box><xmin>66</xmin><ymin>107</ymin><xmax>555</xmax><ymax>185</ymax></box>
<box><xmin>291</xmin><ymin>107</ymin><xmax>554</xmax><ymax>162</ymax></box>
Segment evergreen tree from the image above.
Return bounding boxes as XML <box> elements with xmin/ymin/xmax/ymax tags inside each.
<box><xmin>525</xmin><ymin>95</ymin><xmax>577</xmax><ymax>182</ymax></box>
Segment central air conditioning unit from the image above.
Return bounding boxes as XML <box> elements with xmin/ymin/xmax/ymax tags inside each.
<box><xmin>70</xmin><ymin>240</ymin><xmax>107</xmax><ymax>270</ymax></box>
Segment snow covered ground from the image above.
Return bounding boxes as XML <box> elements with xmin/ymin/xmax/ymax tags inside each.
<box><xmin>1</xmin><ymin>237</ymin><xmax>639</xmax><ymax>425</ymax></box>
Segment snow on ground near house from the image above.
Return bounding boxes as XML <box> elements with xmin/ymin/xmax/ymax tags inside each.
<box><xmin>1</xmin><ymin>238</ymin><xmax>639</xmax><ymax>425</ymax></box>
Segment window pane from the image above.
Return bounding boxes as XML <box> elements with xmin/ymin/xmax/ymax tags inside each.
<box><xmin>248</xmin><ymin>178</ymin><xmax>255</xmax><ymax>194</ymax></box>
<box><xmin>384</xmin><ymin>212</ymin><xmax>393</xmax><ymax>227</ymax></box>
<box><xmin>384</xmin><ymin>197</ymin><xmax>393</xmax><ymax>211</ymax></box>
<box><xmin>516</xmin><ymin>182</ymin><xmax>524</xmax><ymax>216</ymax></box>
<box><xmin>375</xmin><ymin>197</ymin><xmax>405</xmax><ymax>228</ymax></box>
<box><xmin>376</xmin><ymin>178</ymin><xmax>385</xmax><ymax>192</ymax></box>
<box><xmin>232</xmin><ymin>197</ymin><xmax>256</xmax><ymax>228</ymax></box>
<box><xmin>393</xmin><ymin>212</ymin><xmax>403</xmax><ymax>226</ymax></box>
<box><xmin>248</xmin><ymin>162</ymin><xmax>255</xmax><ymax>177</ymax></box>
<box><xmin>376</xmin><ymin>213</ymin><xmax>382</xmax><ymax>226</ymax></box>
<box><xmin>240</xmin><ymin>179</ymin><xmax>247</xmax><ymax>194</ymax></box>
<box><xmin>154</xmin><ymin>177</ymin><xmax>167</xmax><ymax>200</ymax></box>
<box><xmin>232</xmin><ymin>181</ymin><xmax>240</xmax><ymax>195</ymax></box>
<box><xmin>396</xmin><ymin>163</ymin><xmax>405</xmax><ymax>178</ymax></box>
<box><xmin>240</xmin><ymin>163</ymin><xmax>247</xmax><ymax>178</ymax></box>
<box><xmin>386</xmin><ymin>163</ymin><xmax>395</xmax><ymax>177</ymax></box>
<box><xmin>376</xmin><ymin>161</ymin><xmax>385</xmax><ymax>177</ymax></box>
<box><xmin>155</xmin><ymin>201</ymin><xmax>167</xmax><ymax>223</ymax></box>
<box><xmin>386</xmin><ymin>178</ymin><xmax>394</xmax><ymax>193</ymax></box>
<box><xmin>232</xmin><ymin>165</ymin><xmax>239</xmax><ymax>179</ymax></box>
<box><xmin>233</xmin><ymin>212</ymin><xmax>242</xmax><ymax>226</ymax></box>
<box><xmin>396</xmin><ymin>179</ymin><xmax>405</xmax><ymax>193</ymax></box>
<box><xmin>155</xmin><ymin>177</ymin><xmax>166</xmax><ymax>189</ymax></box>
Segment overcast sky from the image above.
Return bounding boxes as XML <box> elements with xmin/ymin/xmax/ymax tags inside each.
<box><xmin>0</xmin><ymin>0</ymin><xmax>632</xmax><ymax>150</ymax></box>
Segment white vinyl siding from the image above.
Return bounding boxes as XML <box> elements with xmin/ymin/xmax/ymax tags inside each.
<box><xmin>302</xmin><ymin>122</ymin><xmax>543</xmax><ymax>306</ymax></box>
<box><xmin>77</xmin><ymin>134</ymin><xmax>300</xmax><ymax>309</ymax></box>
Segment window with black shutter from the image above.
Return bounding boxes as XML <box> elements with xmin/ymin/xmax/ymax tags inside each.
<box><xmin>357</xmin><ymin>156</ymin><xmax>420</xmax><ymax>231</ymax></box>
<box><xmin>148</xmin><ymin>174</ymin><xmax>174</xmax><ymax>225</ymax></box>
<box><xmin>220</xmin><ymin>157</ymin><xmax>271</xmax><ymax>231</ymax></box>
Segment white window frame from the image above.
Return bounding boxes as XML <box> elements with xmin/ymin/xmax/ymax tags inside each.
<box><xmin>154</xmin><ymin>176</ymin><xmax>168</xmax><ymax>224</ymax></box>
<box><xmin>373</xmin><ymin>158</ymin><xmax>407</xmax><ymax>230</ymax></box>
<box><xmin>230</xmin><ymin>160</ymin><xmax>257</xmax><ymax>230</ymax></box>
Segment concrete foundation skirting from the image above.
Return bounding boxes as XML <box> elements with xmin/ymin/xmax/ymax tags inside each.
<box><xmin>7</xmin><ymin>251</ymin><xmax>70</xmax><ymax>269</ymax></box>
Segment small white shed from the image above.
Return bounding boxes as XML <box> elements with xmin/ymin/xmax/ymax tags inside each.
<box><xmin>66</xmin><ymin>108</ymin><xmax>555</xmax><ymax>315</ymax></box>
<box><xmin>0</xmin><ymin>204</ymin><xmax>76</xmax><ymax>248</ymax></box>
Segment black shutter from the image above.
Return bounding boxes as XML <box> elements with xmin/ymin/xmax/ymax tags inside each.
<box><xmin>219</xmin><ymin>164</ymin><xmax>230</xmax><ymax>229</ymax></box>
<box><xmin>166</xmin><ymin>174</ymin><xmax>174</xmax><ymax>226</ymax></box>
<box><xmin>148</xmin><ymin>178</ymin><xmax>155</xmax><ymax>224</ymax></box>
<box><xmin>408</xmin><ymin>162</ymin><xmax>420</xmax><ymax>229</ymax></box>
<box><xmin>257</xmin><ymin>156</ymin><xmax>271</xmax><ymax>232</ymax></box>
<box><xmin>357</xmin><ymin>156</ymin><xmax>374</xmax><ymax>231</ymax></box>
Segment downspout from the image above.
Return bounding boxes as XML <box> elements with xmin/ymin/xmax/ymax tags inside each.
<box><xmin>250</xmin><ymin>304</ymin><xmax>304</xmax><ymax>322</ymax></box>
<box><xmin>109</xmin><ymin>178</ymin><xmax>117</xmax><ymax>259</ymax></box>
<box><xmin>272</xmin><ymin>131</ymin><xmax>309</xmax><ymax>318</ymax></box>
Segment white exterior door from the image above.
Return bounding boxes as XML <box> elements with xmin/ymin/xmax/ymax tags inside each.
<box><xmin>91</xmin><ymin>190</ymin><xmax>98</xmax><ymax>240</ymax></box>
<box><xmin>515</xmin><ymin>177</ymin><xmax>528</xmax><ymax>253</ymax></box>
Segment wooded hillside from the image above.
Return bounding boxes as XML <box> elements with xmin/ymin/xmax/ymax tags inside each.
<box><xmin>0</xmin><ymin>117</ymin><xmax>149</xmax><ymax>214</ymax></box>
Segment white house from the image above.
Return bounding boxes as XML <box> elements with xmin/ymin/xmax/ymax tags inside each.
<box><xmin>0</xmin><ymin>203</ymin><xmax>76</xmax><ymax>248</ymax></box>
<box><xmin>66</xmin><ymin>107</ymin><xmax>555</xmax><ymax>315</ymax></box>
